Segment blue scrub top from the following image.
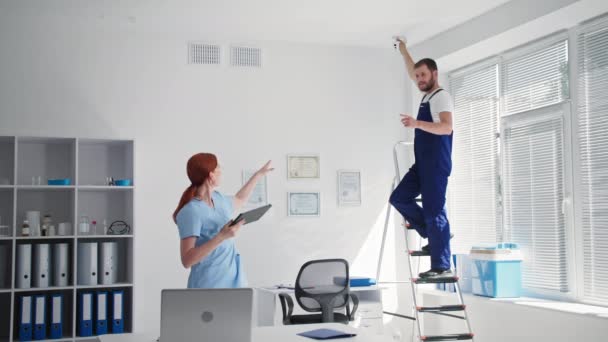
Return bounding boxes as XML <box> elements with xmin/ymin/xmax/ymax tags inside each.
<box><xmin>175</xmin><ymin>191</ymin><xmax>247</xmax><ymax>288</ymax></box>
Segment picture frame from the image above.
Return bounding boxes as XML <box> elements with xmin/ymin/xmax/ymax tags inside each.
<box><xmin>337</xmin><ymin>170</ymin><xmax>361</xmax><ymax>206</ymax></box>
<box><xmin>242</xmin><ymin>169</ymin><xmax>268</xmax><ymax>208</ymax></box>
<box><xmin>287</xmin><ymin>192</ymin><xmax>321</xmax><ymax>217</ymax></box>
<box><xmin>287</xmin><ymin>154</ymin><xmax>320</xmax><ymax>179</ymax></box>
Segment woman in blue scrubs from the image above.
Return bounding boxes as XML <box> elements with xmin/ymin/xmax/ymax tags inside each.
<box><xmin>173</xmin><ymin>153</ymin><xmax>273</xmax><ymax>288</ymax></box>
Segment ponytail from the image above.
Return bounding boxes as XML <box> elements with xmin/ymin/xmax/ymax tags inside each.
<box><xmin>172</xmin><ymin>153</ymin><xmax>218</xmax><ymax>223</ymax></box>
<box><xmin>173</xmin><ymin>184</ymin><xmax>197</xmax><ymax>223</ymax></box>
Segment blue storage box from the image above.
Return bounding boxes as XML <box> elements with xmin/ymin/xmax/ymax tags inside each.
<box><xmin>470</xmin><ymin>243</ymin><xmax>523</xmax><ymax>298</ymax></box>
<box><xmin>47</xmin><ymin>178</ymin><xmax>71</xmax><ymax>186</ymax></box>
<box><xmin>114</xmin><ymin>179</ymin><xmax>132</xmax><ymax>186</ymax></box>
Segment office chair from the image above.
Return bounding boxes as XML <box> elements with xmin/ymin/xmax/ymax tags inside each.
<box><xmin>278</xmin><ymin>259</ymin><xmax>359</xmax><ymax>325</ymax></box>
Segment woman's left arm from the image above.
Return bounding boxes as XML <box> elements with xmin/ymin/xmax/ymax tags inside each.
<box><xmin>233</xmin><ymin>160</ymin><xmax>274</xmax><ymax>211</ymax></box>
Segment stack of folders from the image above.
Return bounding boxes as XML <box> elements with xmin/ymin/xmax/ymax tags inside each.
<box><xmin>78</xmin><ymin>290</ymin><xmax>125</xmax><ymax>337</ymax></box>
<box><xmin>16</xmin><ymin>243</ymin><xmax>70</xmax><ymax>289</ymax></box>
<box><xmin>78</xmin><ymin>242</ymin><xmax>119</xmax><ymax>286</ymax></box>
<box><xmin>18</xmin><ymin>294</ymin><xmax>64</xmax><ymax>341</ymax></box>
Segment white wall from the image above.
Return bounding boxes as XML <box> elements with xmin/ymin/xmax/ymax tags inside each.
<box><xmin>0</xmin><ymin>11</ymin><xmax>414</xmax><ymax>334</ymax></box>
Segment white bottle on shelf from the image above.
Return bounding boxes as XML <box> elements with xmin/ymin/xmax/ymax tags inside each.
<box><xmin>78</xmin><ymin>215</ymin><xmax>90</xmax><ymax>235</ymax></box>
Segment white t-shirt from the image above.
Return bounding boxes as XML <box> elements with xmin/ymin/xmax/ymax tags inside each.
<box><xmin>420</xmin><ymin>88</ymin><xmax>454</xmax><ymax>123</ymax></box>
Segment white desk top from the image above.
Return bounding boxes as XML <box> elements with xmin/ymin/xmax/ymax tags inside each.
<box><xmin>98</xmin><ymin>323</ymin><xmax>393</xmax><ymax>342</ymax></box>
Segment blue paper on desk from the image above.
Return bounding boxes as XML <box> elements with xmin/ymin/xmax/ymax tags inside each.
<box><xmin>297</xmin><ymin>328</ymin><xmax>356</xmax><ymax>340</ymax></box>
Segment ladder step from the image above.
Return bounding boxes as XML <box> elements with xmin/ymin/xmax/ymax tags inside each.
<box><xmin>413</xmin><ymin>276</ymin><xmax>459</xmax><ymax>284</ymax></box>
<box><xmin>417</xmin><ymin>305</ymin><xmax>466</xmax><ymax>313</ymax></box>
<box><xmin>409</xmin><ymin>250</ymin><xmax>430</xmax><ymax>256</ymax></box>
<box><xmin>421</xmin><ymin>333</ymin><xmax>474</xmax><ymax>341</ymax></box>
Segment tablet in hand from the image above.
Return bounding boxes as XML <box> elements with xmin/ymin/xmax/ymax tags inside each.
<box><xmin>230</xmin><ymin>204</ymin><xmax>272</xmax><ymax>226</ymax></box>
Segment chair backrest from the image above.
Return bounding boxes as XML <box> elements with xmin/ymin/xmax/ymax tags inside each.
<box><xmin>295</xmin><ymin>259</ymin><xmax>350</xmax><ymax>312</ymax></box>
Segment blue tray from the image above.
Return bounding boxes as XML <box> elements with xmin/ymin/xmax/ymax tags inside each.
<box><xmin>114</xmin><ymin>179</ymin><xmax>132</xmax><ymax>186</ymax></box>
<box><xmin>47</xmin><ymin>178</ymin><xmax>71</xmax><ymax>186</ymax></box>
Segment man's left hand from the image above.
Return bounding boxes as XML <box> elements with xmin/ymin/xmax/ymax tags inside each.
<box><xmin>401</xmin><ymin>114</ymin><xmax>418</xmax><ymax>128</ymax></box>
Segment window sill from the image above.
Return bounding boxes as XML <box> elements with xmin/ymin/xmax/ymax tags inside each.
<box><xmin>422</xmin><ymin>289</ymin><xmax>608</xmax><ymax>320</ymax></box>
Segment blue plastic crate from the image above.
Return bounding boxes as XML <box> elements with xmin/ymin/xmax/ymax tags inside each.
<box><xmin>470</xmin><ymin>243</ymin><xmax>523</xmax><ymax>298</ymax></box>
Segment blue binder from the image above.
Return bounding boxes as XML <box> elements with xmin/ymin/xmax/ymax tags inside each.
<box><xmin>111</xmin><ymin>290</ymin><xmax>124</xmax><ymax>333</ymax></box>
<box><xmin>49</xmin><ymin>294</ymin><xmax>63</xmax><ymax>339</ymax></box>
<box><xmin>78</xmin><ymin>292</ymin><xmax>93</xmax><ymax>337</ymax></box>
<box><xmin>33</xmin><ymin>295</ymin><xmax>46</xmax><ymax>340</ymax></box>
<box><xmin>96</xmin><ymin>292</ymin><xmax>108</xmax><ymax>335</ymax></box>
<box><xmin>19</xmin><ymin>295</ymin><xmax>33</xmax><ymax>342</ymax></box>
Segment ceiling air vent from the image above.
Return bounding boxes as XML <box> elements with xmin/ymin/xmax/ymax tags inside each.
<box><xmin>188</xmin><ymin>43</ymin><xmax>221</xmax><ymax>65</ymax></box>
<box><xmin>231</xmin><ymin>46</ymin><xmax>262</xmax><ymax>67</ymax></box>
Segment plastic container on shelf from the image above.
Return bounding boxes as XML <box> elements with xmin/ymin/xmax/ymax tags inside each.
<box><xmin>470</xmin><ymin>243</ymin><xmax>523</xmax><ymax>298</ymax></box>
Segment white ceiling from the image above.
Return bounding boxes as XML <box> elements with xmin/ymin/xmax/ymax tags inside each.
<box><xmin>2</xmin><ymin>0</ymin><xmax>513</xmax><ymax>47</ymax></box>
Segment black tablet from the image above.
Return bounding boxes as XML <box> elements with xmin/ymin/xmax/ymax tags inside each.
<box><xmin>230</xmin><ymin>204</ymin><xmax>272</xmax><ymax>226</ymax></box>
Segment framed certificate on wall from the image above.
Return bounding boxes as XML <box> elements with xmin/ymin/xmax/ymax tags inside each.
<box><xmin>288</xmin><ymin>192</ymin><xmax>321</xmax><ymax>217</ymax></box>
<box><xmin>242</xmin><ymin>169</ymin><xmax>268</xmax><ymax>208</ymax></box>
<box><xmin>338</xmin><ymin>170</ymin><xmax>361</xmax><ymax>206</ymax></box>
<box><xmin>287</xmin><ymin>155</ymin><xmax>320</xmax><ymax>179</ymax></box>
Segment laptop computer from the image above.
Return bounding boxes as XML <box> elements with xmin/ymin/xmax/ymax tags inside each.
<box><xmin>160</xmin><ymin>288</ymin><xmax>254</xmax><ymax>342</ymax></box>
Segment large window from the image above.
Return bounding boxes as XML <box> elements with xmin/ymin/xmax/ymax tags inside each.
<box><xmin>448</xmin><ymin>62</ymin><xmax>500</xmax><ymax>254</ymax></box>
<box><xmin>449</xmin><ymin>15</ymin><xmax>608</xmax><ymax>304</ymax></box>
<box><xmin>577</xmin><ymin>15</ymin><xmax>608</xmax><ymax>306</ymax></box>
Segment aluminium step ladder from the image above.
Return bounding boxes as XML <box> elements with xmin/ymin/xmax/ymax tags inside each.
<box><xmin>376</xmin><ymin>141</ymin><xmax>474</xmax><ymax>342</ymax></box>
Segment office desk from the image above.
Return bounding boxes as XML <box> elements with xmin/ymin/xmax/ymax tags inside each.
<box><xmin>98</xmin><ymin>323</ymin><xmax>394</xmax><ymax>342</ymax></box>
<box><xmin>256</xmin><ymin>286</ymin><xmax>385</xmax><ymax>334</ymax></box>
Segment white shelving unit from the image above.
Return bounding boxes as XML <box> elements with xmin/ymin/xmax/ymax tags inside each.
<box><xmin>0</xmin><ymin>136</ymin><xmax>135</xmax><ymax>342</ymax></box>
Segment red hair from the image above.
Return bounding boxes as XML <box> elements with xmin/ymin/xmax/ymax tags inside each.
<box><xmin>173</xmin><ymin>153</ymin><xmax>218</xmax><ymax>223</ymax></box>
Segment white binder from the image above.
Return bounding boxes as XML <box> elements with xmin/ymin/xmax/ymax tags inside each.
<box><xmin>33</xmin><ymin>243</ymin><xmax>50</xmax><ymax>288</ymax></box>
<box><xmin>53</xmin><ymin>243</ymin><xmax>69</xmax><ymax>287</ymax></box>
<box><xmin>78</xmin><ymin>242</ymin><xmax>98</xmax><ymax>286</ymax></box>
<box><xmin>99</xmin><ymin>242</ymin><xmax>118</xmax><ymax>285</ymax></box>
<box><xmin>16</xmin><ymin>244</ymin><xmax>32</xmax><ymax>289</ymax></box>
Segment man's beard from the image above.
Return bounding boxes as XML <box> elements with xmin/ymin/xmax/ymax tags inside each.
<box><xmin>418</xmin><ymin>76</ymin><xmax>436</xmax><ymax>92</ymax></box>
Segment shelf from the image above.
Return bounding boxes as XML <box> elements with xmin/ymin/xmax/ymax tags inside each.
<box><xmin>16</xmin><ymin>137</ymin><xmax>76</xmax><ymax>186</ymax></box>
<box><xmin>0</xmin><ymin>242</ymin><xmax>11</xmax><ymax>289</ymax></box>
<box><xmin>22</xmin><ymin>338</ymin><xmax>75</xmax><ymax>342</ymax></box>
<box><xmin>77</xmin><ymin>239</ymin><xmax>133</xmax><ymax>285</ymax></box>
<box><xmin>78</xmin><ymin>186</ymin><xmax>134</xmax><ymax>191</ymax></box>
<box><xmin>0</xmin><ymin>293</ymin><xmax>10</xmax><ymax>342</ymax></box>
<box><xmin>78</xmin><ymin>140</ymin><xmax>134</xmax><ymax>187</ymax></box>
<box><xmin>13</xmin><ymin>288</ymin><xmax>74</xmax><ymax>342</ymax></box>
<box><xmin>0</xmin><ymin>137</ymin><xmax>15</xmax><ymax>187</ymax></box>
<box><xmin>0</xmin><ymin>188</ymin><xmax>14</xmax><ymax>238</ymax></box>
<box><xmin>16</xmin><ymin>188</ymin><xmax>75</xmax><ymax>237</ymax></box>
<box><xmin>18</xmin><ymin>185</ymin><xmax>76</xmax><ymax>190</ymax></box>
<box><xmin>77</xmin><ymin>190</ymin><xmax>133</xmax><ymax>236</ymax></box>
<box><xmin>77</xmin><ymin>235</ymin><xmax>133</xmax><ymax>239</ymax></box>
<box><xmin>2</xmin><ymin>136</ymin><xmax>134</xmax><ymax>342</ymax></box>
<box><xmin>77</xmin><ymin>283</ymin><xmax>133</xmax><ymax>290</ymax></box>
<box><xmin>15</xmin><ymin>235</ymin><xmax>75</xmax><ymax>240</ymax></box>
<box><xmin>14</xmin><ymin>286</ymin><xmax>74</xmax><ymax>293</ymax></box>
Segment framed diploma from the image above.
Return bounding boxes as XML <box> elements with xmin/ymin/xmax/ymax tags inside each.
<box><xmin>288</xmin><ymin>192</ymin><xmax>321</xmax><ymax>217</ymax></box>
<box><xmin>337</xmin><ymin>170</ymin><xmax>361</xmax><ymax>206</ymax></box>
<box><xmin>287</xmin><ymin>154</ymin><xmax>320</xmax><ymax>179</ymax></box>
<box><xmin>242</xmin><ymin>170</ymin><xmax>268</xmax><ymax>208</ymax></box>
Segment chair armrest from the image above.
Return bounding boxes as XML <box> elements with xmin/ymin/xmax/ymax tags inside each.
<box><xmin>347</xmin><ymin>293</ymin><xmax>359</xmax><ymax>321</ymax></box>
<box><xmin>278</xmin><ymin>293</ymin><xmax>294</xmax><ymax>325</ymax></box>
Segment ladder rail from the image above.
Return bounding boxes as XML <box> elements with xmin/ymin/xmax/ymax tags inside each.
<box><xmin>377</xmin><ymin>140</ymin><xmax>474</xmax><ymax>342</ymax></box>
<box><xmin>376</xmin><ymin>141</ymin><xmax>414</xmax><ymax>281</ymax></box>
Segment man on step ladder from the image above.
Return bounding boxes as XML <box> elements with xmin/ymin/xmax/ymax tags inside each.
<box><xmin>389</xmin><ymin>37</ymin><xmax>455</xmax><ymax>279</ymax></box>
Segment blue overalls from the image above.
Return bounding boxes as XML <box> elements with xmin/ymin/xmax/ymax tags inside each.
<box><xmin>389</xmin><ymin>89</ymin><xmax>453</xmax><ymax>270</ymax></box>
